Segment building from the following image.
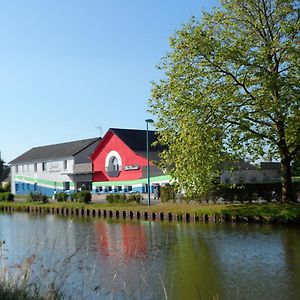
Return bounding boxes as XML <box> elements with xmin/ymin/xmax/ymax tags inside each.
<box><xmin>220</xmin><ymin>161</ymin><xmax>281</xmax><ymax>184</ymax></box>
<box><xmin>10</xmin><ymin>137</ymin><xmax>101</xmax><ymax>196</ymax></box>
<box><xmin>91</xmin><ymin>128</ymin><xmax>170</xmax><ymax>194</ymax></box>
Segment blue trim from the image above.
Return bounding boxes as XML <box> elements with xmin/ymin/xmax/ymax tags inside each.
<box><xmin>14</xmin><ymin>181</ymin><xmax>63</xmax><ymax>197</ymax></box>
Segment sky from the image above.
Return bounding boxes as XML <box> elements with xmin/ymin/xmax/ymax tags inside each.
<box><xmin>0</xmin><ymin>0</ymin><xmax>218</xmax><ymax>162</ymax></box>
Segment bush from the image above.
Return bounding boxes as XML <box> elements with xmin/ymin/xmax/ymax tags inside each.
<box><xmin>70</xmin><ymin>191</ymin><xmax>92</xmax><ymax>203</ymax></box>
<box><xmin>28</xmin><ymin>192</ymin><xmax>48</xmax><ymax>202</ymax></box>
<box><xmin>127</xmin><ymin>193</ymin><xmax>143</xmax><ymax>203</ymax></box>
<box><xmin>6</xmin><ymin>192</ymin><xmax>14</xmax><ymax>202</ymax></box>
<box><xmin>106</xmin><ymin>194</ymin><xmax>127</xmax><ymax>203</ymax></box>
<box><xmin>0</xmin><ymin>192</ymin><xmax>14</xmax><ymax>202</ymax></box>
<box><xmin>69</xmin><ymin>192</ymin><xmax>78</xmax><ymax>202</ymax></box>
<box><xmin>160</xmin><ymin>185</ymin><xmax>176</xmax><ymax>203</ymax></box>
<box><xmin>76</xmin><ymin>191</ymin><xmax>92</xmax><ymax>203</ymax></box>
<box><xmin>55</xmin><ymin>192</ymin><xmax>69</xmax><ymax>202</ymax></box>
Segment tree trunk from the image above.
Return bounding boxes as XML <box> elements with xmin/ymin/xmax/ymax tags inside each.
<box><xmin>280</xmin><ymin>154</ymin><xmax>293</xmax><ymax>203</ymax></box>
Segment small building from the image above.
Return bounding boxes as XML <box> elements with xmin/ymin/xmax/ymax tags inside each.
<box><xmin>91</xmin><ymin>128</ymin><xmax>170</xmax><ymax>194</ymax></box>
<box><xmin>10</xmin><ymin>137</ymin><xmax>101</xmax><ymax>196</ymax></box>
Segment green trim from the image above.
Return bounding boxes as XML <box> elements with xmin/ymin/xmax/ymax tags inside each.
<box><xmin>93</xmin><ymin>175</ymin><xmax>172</xmax><ymax>187</ymax></box>
<box><xmin>15</xmin><ymin>175</ymin><xmax>75</xmax><ymax>188</ymax></box>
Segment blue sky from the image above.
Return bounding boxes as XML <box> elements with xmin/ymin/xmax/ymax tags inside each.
<box><xmin>0</xmin><ymin>0</ymin><xmax>218</xmax><ymax>162</ymax></box>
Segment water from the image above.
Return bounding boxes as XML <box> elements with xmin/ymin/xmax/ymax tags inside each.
<box><xmin>0</xmin><ymin>212</ymin><xmax>299</xmax><ymax>299</ymax></box>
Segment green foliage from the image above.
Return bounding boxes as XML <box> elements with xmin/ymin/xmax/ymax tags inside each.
<box><xmin>76</xmin><ymin>191</ymin><xmax>92</xmax><ymax>203</ymax></box>
<box><xmin>0</xmin><ymin>152</ymin><xmax>9</xmax><ymax>183</ymax></box>
<box><xmin>70</xmin><ymin>191</ymin><xmax>91</xmax><ymax>203</ymax></box>
<box><xmin>127</xmin><ymin>193</ymin><xmax>143</xmax><ymax>203</ymax></box>
<box><xmin>106</xmin><ymin>194</ymin><xmax>127</xmax><ymax>203</ymax></box>
<box><xmin>55</xmin><ymin>192</ymin><xmax>69</xmax><ymax>202</ymax></box>
<box><xmin>28</xmin><ymin>192</ymin><xmax>48</xmax><ymax>203</ymax></box>
<box><xmin>0</xmin><ymin>192</ymin><xmax>14</xmax><ymax>202</ymax></box>
<box><xmin>160</xmin><ymin>185</ymin><xmax>176</xmax><ymax>203</ymax></box>
<box><xmin>150</xmin><ymin>0</ymin><xmax>300</xmax><ymax>202</ymax></box>
<box><xmin>106</xmin><ymin>193</ymin><xmax>143</xmax><ymax>203</ymax></box>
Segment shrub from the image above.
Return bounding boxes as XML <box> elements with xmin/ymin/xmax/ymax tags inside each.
<box><xmin>76</xmin><ymin>191</ymin><xmax>92</xmax><ymax>203</ymax></box>
<box><xmin>106</xmin><ymin>194</ymin><xmax>127</xmax><ymax>203</ymax></box>
<box><xmin>42</xmin><ymin>194</ymin><xmax>49</xmax><ymax>203</ymax></box>
<box><xmin>69</xmin><ymin>192</ymin><xmax>78</xmax><ymax>202</ymax></box>
<box><xmin>0</xmin><ymin>192</ymin><xmax>14</xmax><ymax>202</ymax></box>
<box><xmin>160</xmin><ymin>185</ymin><xmax>176</xmax><ymax>203</ymax></box>
<box><xmin>6</xmin><ymin>192</ymin><xmax>14</xmax><ymax>202</ymax></box>
<box><xmin>127</xmin><ymin>193</ymin><xmax>143</xmax><ymax>203</ymax></box>
<box><xmin>28</xmin><ymin>192</ymin><xmax>48</xmax><ymax>202</ymax></box>
<box><xmin>55</xmin><ymin>192</ymin><xmax>69</xmax><ymax>202</ymax></box>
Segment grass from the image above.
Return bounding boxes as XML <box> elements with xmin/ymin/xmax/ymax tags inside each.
<box><xmin>0</xmin><ymin>201</ymin><xmax>299</xmax><ymax>223</ymax></box>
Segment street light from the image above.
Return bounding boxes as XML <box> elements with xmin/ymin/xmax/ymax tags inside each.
<box><xmin>145</xmin><ymin>119</ymin><xmax>154</xmax><ymax>206</ymax></box>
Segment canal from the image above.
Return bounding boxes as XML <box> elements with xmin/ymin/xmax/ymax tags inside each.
<box><xmin>0</xmin><ymin>212</ymin><xmax>299</xmax><ymax>299</ymax></box>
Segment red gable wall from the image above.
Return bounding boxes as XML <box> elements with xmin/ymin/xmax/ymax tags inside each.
<box><xmin>91</xmin><ymin>130</ymin><xmax>151</xmax><ymax>182</ymax></box>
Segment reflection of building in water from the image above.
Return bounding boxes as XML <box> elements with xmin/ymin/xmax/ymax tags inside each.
<box><xmin>121</xmin><ymin>224</ymin><xmax>146</xmax><ymax>258</ymax></box>
<box><xmin>95</xmin><ymin>222</ymin><xmax>146</xmax><ymax>259</ymax></box>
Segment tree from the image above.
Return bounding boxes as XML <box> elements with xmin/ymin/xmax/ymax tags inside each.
<box><xmin>0</xmin><ymin>152</ymin><xmax>9</xmax><ymax>183</ymax></box>
<box><xmin>150</xmin><ymin>0</ymin><xmax>300</xmax><ymax>202</ymax></box>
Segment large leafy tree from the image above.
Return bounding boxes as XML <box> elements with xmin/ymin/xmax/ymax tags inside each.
<box><xmin>150</xmin><ymin>0</ymin><xmax>300</xmax><ymax>202</ymax></box>
<box><xmin>0</xmin><ymin>152</ymin><xmax>9</xmax><ymax>183</ymax></box>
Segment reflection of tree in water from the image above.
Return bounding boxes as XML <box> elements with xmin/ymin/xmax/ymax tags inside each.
<box><xmin>281</xmin><ymin>226</ymin><xmax>300</xmax><ymax>299</ymax></box>
<box><xmin>161</xmin><ymin>224</ymin><xmax>223</xmax><ymax>300</ymax></box>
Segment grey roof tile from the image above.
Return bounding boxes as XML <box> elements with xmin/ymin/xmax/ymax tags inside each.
<box><xmin>10</xmin><ymin>138</ymin><xmax>100</xmax><ymax>164</ymax></box>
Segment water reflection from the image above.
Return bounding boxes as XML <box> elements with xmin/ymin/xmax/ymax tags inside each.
<box><xmin>0</xmin><ymin>213</ymin><xmax>299</xmax><ymax>299</ymax></box>
<box><xmin>95</xmin><ymin>222</ymin><xmax>146</xmax><ymax>259</ymax></box>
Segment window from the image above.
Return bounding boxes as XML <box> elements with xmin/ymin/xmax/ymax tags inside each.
<box><xmin>16</xmin><ymin>165</ymin><xmax>19</xmax><ymax>173</ymax></box>
<box><xmin>15</xmin><ymin>183</ymin><xmax>19</xmax><ymax>192</ymax></box>
<box><xmin>108</xmin><ymin>186</ymin><xmax>112</xmax><ymax>192</ymax></box>
<box><xmin>22</xmin><ymin>165</ymin><xmax>24</xmax><ymax>172</ymax></box>
<box><xmin>111</xmin><ymin>157</ymin><xmax>119</xmax><ymax>171</ymax></box>
<box><xmin>42</xmin><ymin>162</ymin><xmax>47</xmax><ymax>171</ymax></box>
<box><xmin>128</xmin><ymin>186</ymin><xmax>132</xmax><ymax>192</ymax></box>
<box><xmin>117</xmin><ymin>186</ymin><xmax>122</xmax><ymax>192</ymax></box>
<box><xmin>27</xmin><ymin>164</ymin><xmax>30</xmax><ymax>172</ymax></box>
<box><xmin>34</xmin><ymin>183</ymin><xmax>37</xmax><ymax>192</ymax></box>
<box><xmin>34</xmin><ymin>163</ymin><xmax>37</xmax><ymax>172</ymax></box>
<box><xmin>64</xmin><ymin>160</ymin><xmax>68</xmax><ymax>170</ymax></box>
<box><xmin>96</xmin><ymin>187</ymin><xmax>103</xmax><ymax>193</ymax></box>
<box><xmin>27</xmin><ymin>183</ymin><xmax>30</xmax><ymax>190</ymax></box>
<box><xmin>22</xmin><ymin>183</ymin><xmax>25</xmax><ymax>190</ymax></box>
<box><xmin>63</xmin><ymin>182</ymin><xmax>70</xmax><ymax>191</ymax></box>
<box><xmin>106</xmin><ymin>155</ymin><xmax>121</xmax><ymax>177</ymax></box>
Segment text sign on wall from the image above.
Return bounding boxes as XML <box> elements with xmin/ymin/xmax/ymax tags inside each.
<box><xmin>124</xmin><ymin>165</ymin><xmax>140</xmax><ymax>171</ymax></box>
<box><xmin>49</xmin><ymin>162</ymin><xmax>62</xmax><ymax>172</ymax></box>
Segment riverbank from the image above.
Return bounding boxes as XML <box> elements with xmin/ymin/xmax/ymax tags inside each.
<box><xmin>0</xmin><ymin>201</ymin><xmax>299</xmax><ymax>224</ymax></box>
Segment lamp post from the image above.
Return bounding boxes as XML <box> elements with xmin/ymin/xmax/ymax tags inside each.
<box><xmin>145</xmin><ymin>119</ymin><xmax>154</xmax><ymax>206</ymax></box>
